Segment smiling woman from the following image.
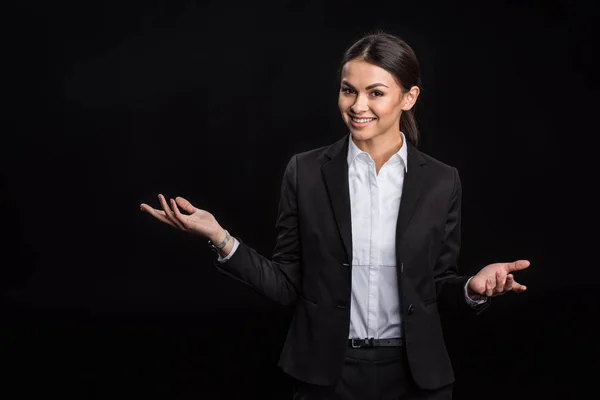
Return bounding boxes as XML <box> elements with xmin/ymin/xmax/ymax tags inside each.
<box><xmin>338</xmin><ymin>33</ymin><xmax>421</xmax><ymax>147</ymax></box>
<box><xmin>140</xmin><ymin>31</ymin><xmax>530</xmax><ymax>400</ymax></box>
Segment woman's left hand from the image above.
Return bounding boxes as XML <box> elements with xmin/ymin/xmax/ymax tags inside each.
<box><xmin>468</xmin><ymin>260</ymin><xmax>530</xmax><ymax>298</ymax></box>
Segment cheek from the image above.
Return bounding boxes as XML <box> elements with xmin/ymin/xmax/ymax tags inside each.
<box><xmin>338</xmin><ymin>96</ymin><xmax>349</xmax><ymax>112</ymax></box>
<box><xmin>373</xmin><ymin>100</ymin><xmax>400</xmax><ymax>119</ymax></box>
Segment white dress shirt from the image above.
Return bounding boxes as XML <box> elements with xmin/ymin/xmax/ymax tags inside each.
<box><xmin>346</xmin><ymin>132</ymin><xmax>408</xmax><ymax>339</ymax></box>
<box><xmin>218</xmin><ymin>132</ymin><xmax>485</xmax><ymax>339</ymax></box>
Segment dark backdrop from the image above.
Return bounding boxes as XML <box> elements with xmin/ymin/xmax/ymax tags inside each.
<box><xmin>2</xmin><ymin>0</ymin><xmax>595</xmax><ymax>399</ymax></box>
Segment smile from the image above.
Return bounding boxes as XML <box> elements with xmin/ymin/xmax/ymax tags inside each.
<box><xmin>351</xmin><ymin>117</ymin><xmax>376</xmax><ymax>123</ymax></box>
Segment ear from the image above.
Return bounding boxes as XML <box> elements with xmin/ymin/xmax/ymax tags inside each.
<box><xmin>401</xmin><ymin>86</ymin><xmax>420</xmax><ymax>111</ymax></box>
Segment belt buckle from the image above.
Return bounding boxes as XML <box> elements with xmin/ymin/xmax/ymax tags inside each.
<box><xmin>351</xmin><ymin>338</ymin><xmax>361</xmax><ymax>348</ymax></box>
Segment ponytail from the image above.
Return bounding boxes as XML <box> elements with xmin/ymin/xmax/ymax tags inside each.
<box><xmin>400</xmin><ymin>108</ymin><xmax>419</xmax><ymax>147</ymax></box>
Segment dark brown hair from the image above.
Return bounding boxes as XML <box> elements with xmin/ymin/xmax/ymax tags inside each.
<box><xmin>340</xmin><ymin>32</ymin><xmax>422</xmax><ymax>147</ymax></box>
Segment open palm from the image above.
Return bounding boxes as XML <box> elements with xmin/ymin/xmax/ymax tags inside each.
<box><xmin>469</xmin><ymin>260</ymin><xmax>530</xmax><ymax>298</ymax></box>
<box><xmin>140</xmin><ymin>194</ymin><xmax>221</xmax><ymax>239</ymax></box>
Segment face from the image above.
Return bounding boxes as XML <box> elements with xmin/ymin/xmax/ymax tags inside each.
<box><xmin>338</xmin><ymin>58</ymin><xmax>419</xmax><ymax>143</ymax></box>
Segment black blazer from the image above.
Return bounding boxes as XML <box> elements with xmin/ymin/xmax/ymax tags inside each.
<box><xmin>215</xmin><ymin>134</ymin><xmax>489</xmax><ymax>390</ymax></box>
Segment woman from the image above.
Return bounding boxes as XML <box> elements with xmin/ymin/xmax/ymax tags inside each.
<box><xmin>140</xmin><ymin>32</ymin><xmax>529</xmax><ymax>400</ymax></box>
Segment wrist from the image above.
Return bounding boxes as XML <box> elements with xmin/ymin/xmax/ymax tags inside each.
<box><xmin>208</xmin><ymin>229</ymin><xmax>235</xmax><ymax>258</ymax></box>
<box><xmin>208</xmin><ymin>227</ymin><xmax>226</xmax><ymax>244</ymax></box>
<box><xmin>469</xmin><ymin>293</ymin><xmax>485</xmax><ymax>301</ymax></box>
<box><xmin>208</xmin><ymin>227</ymin><xmax>233</xmax><ymax>256</ymax></box>
<box><xmin>466</xmin><ymin>277</ymin><xmax>485</xmax><ymax>300</ymax></box>
<box><xmin>218</xmin><ymin>237</ymin><xmax>235</xmax><ymax>257</ymax></box>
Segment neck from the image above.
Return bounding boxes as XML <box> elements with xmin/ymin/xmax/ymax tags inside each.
<box><xmin>352</xmin><ymin>130</ymin><xmax>403</xmax><ymax>171</ymax></box>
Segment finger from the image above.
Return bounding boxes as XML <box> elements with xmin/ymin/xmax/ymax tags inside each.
<box><xmin>495</xmin><ymin>271</ymin><xmax>507</xmax><ymax>294</ymax></box>
<box><xmin>170</xmin><ymin>198</ymin><xmax>190</xmax><ymax>230</ymax></box>
<box><xmin>174</xmin><ymin>196</ymin><xmax>197</xmax><ymax>215</ymax></box>
<box><xmin>158</xmin><ymin>194</ymin><xmax>185</xmax><ymax>230</ymax></box>
<box><xmin>504</xmin><ymin>274</ymin><xmax>515</xmax><ymax>291</ymax></box>
<box><xmin>505</xmin><ymin>260</ymin><xmax>530</xmax><ymax>273</ymax></box>
<box><xmin>140</xmin><ymin>204</ymin><xmax>176</xmax><ymax>227</ymax></box>
<box><xmin>485</xmin><ymin>277</ymin><xmax>494</xmax><ymax>297</ymax></box>
<box><xmin>511</xmin><ymin>280</ymin><xmax>527</xmax><ymax>293</ymax></box>
<box><xmin>157</xmin><ymin>194</ymin><xmax>175</xmax><ymax>223</ymax></box>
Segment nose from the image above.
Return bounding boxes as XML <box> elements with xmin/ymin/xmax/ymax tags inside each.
<box><xmin>350</xmin><ymin>95</ymin><xmax>369</xmax><ymax>114</ymax></box>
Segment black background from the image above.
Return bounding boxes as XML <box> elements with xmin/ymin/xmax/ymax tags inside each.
<box><xmin>2</xmin><ymin>0</ymin><xmax>595</xmax><ymax>399</ymax></box>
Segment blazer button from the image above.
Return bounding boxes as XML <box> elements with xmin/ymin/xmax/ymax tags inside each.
<box><xmin>407</xmin><ymin>304</ymin><xmax>415</xmax><ymax>315</ymax></box>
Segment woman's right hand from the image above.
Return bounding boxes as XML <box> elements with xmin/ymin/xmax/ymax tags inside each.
<box><xmin>140</xmin><ymin>194</ymin><xmax>224</xmax><ymax>242</ymax></box>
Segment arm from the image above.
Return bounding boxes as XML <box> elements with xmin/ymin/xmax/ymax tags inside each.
<box><xmin>434</xmin><ymin>168</ymin><xmax>490</xmax><ymax>314</ymax></box>
<box><xmin>213</xmin><ymin>155</ymin><xmax>301</xmax><ymax>306</ymax></box>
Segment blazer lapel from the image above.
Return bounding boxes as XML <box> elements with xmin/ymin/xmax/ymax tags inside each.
<box><xmin>395</xmin><ymin>143</ymin><xmax>427</xmax><ymax>247</ymax></box>
<box><xmin>321</xmin><ymin>135</ymin><xmax>353</xmax><ymax>263</ymax></box>
<box><xmin>321</xmin><ymin>136</ymin><xmax>427</xmax><ymax>262</ymax></box>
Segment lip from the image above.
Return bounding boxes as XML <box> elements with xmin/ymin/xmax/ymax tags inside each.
<box><xmin>348</xmin><ymin>115</ymin><xmax>377</xmax><ymax>128</ymax></box>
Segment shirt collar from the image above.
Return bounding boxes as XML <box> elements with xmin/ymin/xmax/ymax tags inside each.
<box><xmin>347</xmin><ymin>131</ymin><xmax>408</xmax><ymax>172</ymax></box>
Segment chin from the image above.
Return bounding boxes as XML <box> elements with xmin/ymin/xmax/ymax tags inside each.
<box><xmin>350</xmin><ymin>131</ymin><xmax>367</xmax><ymax>141</ymax></box>
<box><xmin>349</xmin><ymin>129</ymin><xmax>377</xmax><ymax>141</ymax></box>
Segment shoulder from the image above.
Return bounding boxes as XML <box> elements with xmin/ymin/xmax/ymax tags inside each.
<box><xmin>410</xmin><ymin>146</ymin><xmax>461</xmax><ymax>193</ymax></box>
<box><xmin>294</xmin><ymin>144</ymin><xmax>331</xmax><ymax>164</ymax></box>
<box><xmin>278</xmin><ymin>138</ymin><xmax>342</xmax><ymax>183</ymax></box>
<box><xmin>288</xmin><ymin>135</ymin><xmax>348</xmax><ymax>166</ymax></box>
<box><xmin>415</xmin><ymin>147</ymin><xmax>457</xmax><ymax>174</ymax></box>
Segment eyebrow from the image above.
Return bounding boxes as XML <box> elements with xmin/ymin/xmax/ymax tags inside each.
<box><xmin>341</xmin><ymin>80</ymin><xmax>389</xmax><ymax>90</ymax></box>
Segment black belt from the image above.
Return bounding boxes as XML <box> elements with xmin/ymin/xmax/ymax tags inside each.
<box><xmin>348</xmin><ymin>337</ymin><xmax>405</xmax><ymax>348</ymax></box>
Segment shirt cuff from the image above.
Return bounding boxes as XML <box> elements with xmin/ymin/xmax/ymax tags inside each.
<box><xmin>464</xmin><ymin>276</ymin><xmax>488</xmax><ymax>306</ymax></box>
<box><xmin>216</xmin><ymin>237</ymin><xmax>239</xmax><ymax>263</ymax></box>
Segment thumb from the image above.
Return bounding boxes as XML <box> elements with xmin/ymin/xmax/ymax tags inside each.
<box><xmin>505</xmin><ymin>260</ymin><xmax>530</xmax><ymax>273</ymax></box>
<box><xmin>174</xmin><ymin>196</ymin><xmax>197</xmax><ymax>214</ymax></box>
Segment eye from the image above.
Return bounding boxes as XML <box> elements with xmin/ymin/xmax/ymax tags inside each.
<box><xmin>370</xmin><ymin>90</ymin><xmax>384</xmax><ymax>97</ymax></box>
<box><xmin>341</xmin><ymin>87</ymin><xmax>355</xmax><ymax>94</ymax></box>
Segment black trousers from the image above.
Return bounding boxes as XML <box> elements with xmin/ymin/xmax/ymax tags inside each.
<box><xmin>292</xmin><ymin>346</ymin><xmax>453</xmax><ymax>400</ymax></box>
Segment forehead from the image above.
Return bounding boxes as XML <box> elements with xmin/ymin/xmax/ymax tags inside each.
<box><xmin>340</xmin><ymin>59</ymin><xmax>397</xmax><ymax>87</ymax></box>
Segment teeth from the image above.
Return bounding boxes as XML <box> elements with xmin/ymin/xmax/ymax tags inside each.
<box><xmin>352</xmin><ymin>118</ymin><xmax>375</xmax><ymax>123</ymax></box>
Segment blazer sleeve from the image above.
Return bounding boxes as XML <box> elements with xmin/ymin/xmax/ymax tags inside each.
<box><xmin>213</xmin><ymin>155</ymin><xmax>301</xmax><ymax>306</ymax></box>
<box><xmin>434</xmin><ymin>167</ymin><xmax>489</xmax><ymax>314</ymax></box>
